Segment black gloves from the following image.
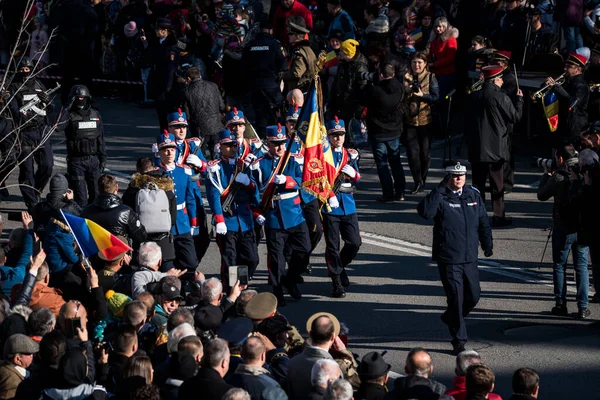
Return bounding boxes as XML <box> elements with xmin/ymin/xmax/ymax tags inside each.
<box><xmin>438</xmin><ymin>173</ymin><xmax>451</xmax><ymax>188</ymax></box>
<box><xmin>37</xmin><ymin>91</ymin><xmax>50</xmax><ymax>104</ymax></box>
<box><xmin>484</xmin><ymin>249</ymin><xmax>493</xmax><ymax>258</ymax></box>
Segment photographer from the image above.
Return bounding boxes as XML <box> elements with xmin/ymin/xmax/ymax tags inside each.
<box><xmin>402</xmin><ymin>52</ymin><xmax>440</xmax><ymax>194</ymax></box>
<box><xmin>536</xmin><ymin>144</ymin><xmax>590</xmax><ymax>319</ymax></box>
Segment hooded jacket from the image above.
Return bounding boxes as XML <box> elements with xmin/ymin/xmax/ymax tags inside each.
<box><xmin>429</xmin><ymin>25</ymin><xmax>458</xmax><ymax>76</ymax></box>
<box><xmin>44</xmin><ymin>219</ymin><xmax>79</xmax><ymax>274</ymax></box>
<box><xmin>31</xmin><ymin>196</ymin><xmax>82</xmax><ymax>243</ymax></box>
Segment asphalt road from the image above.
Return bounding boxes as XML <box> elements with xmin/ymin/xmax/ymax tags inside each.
<box><xmin>1</xmin><ymin>97</ymin><xmax>600</xmax><ymax>399</ymax></box>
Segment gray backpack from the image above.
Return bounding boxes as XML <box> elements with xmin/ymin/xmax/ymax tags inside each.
<box><xmin>136</xmin><ymin>182</ymin><xmax>172</xmax><ymax>234</ymax></box>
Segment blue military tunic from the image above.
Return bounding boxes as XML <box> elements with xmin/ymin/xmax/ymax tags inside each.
<box><xmin>153</xmin><ymin>137</ymin><xmax>207</xmax><ymax>170</ymax></box>
<box><xmin>157</xmin><ymin>163</ymin><xmax>198</xmax><ymax>235</ymax></box>
<box><xmin>252</xmin><ymin>154</ymin><xmax>305</xmax><ymax>230</ymax></box>
<box><xmin>206</xmin><ymin>157</ymin><xmax>260</xmax><ymax>233</ymax></box>
<box><xmin>323</xmin><ymin>148</ymin><xmax>361</xmax><ymax>216</ymax></box>
<box><xmin>214</xmin><ymin>137</ymin><xmax>264</xmax><ymax>160</ymax></box>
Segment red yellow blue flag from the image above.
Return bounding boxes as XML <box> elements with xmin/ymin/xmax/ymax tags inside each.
<box><xmin>61</xmin><ymin>211</ymin><xmax>132</xmax><ymax>260</ymax></box>
<box><xmin>325</xmin><ymin>45</ymin><xmax>338</xmax><ymax>69</ymax></box>
<box><xmin>542</xmin><ymin>91</ymin><xmax>559</xmax><ymax>132</ymax></box>
<box><xmin>295</xmin><ymin>79</ymin><xmax>337</xmax><ymax>209</ymax></box>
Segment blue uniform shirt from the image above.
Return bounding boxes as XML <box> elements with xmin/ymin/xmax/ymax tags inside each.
<box><xmin>215</xmin><ymin>137</ymin><xmax>264</xmax><ymax>160</ymax></box>
<box><xmin>157</xmin><ymin>163</ymin><xmax>198</xmax><ymax>235</ymax></box>
<box><xmin>323</xmin><ymin>148</ymin><xmax>361</xmax><ymax>216</ymax></box>
<box><xmin>205</xmin><ymin>157</ymin><xmax>260</xmax><ymax>232</ymax></box>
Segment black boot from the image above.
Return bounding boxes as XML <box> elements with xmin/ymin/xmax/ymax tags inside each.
<box><xmin>282</xmin><ymin>275</ymin><xmax>302</xmax><ymax>300</ymax></box>
<box><xmin>410</xmin><ymin>183</ymin><xmax>424</xmax><ymax>195</ymax></box>
<box><xmin>340</xmin><ymin>269</ymin><xmax>350</xmax><ymax>288</ymax></box>
<box><xmin>273</xmin><ymin>286</ymin><xmax>286</xmax><ymax>307</ymax></box>
<box><xmin>332</xmin><ymin>274</ymin><xmax>346</xmax><ymax>298</ymax></box>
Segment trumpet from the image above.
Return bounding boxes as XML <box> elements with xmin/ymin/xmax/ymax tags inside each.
<box><xmin>466</xmin><ymin>78</ymin><xmax>484</xmax><ymax>95</ymax></box>
<box><xmin>530</xmin><ymin>73</ymin><xmax>566</xmax><ymax>100</ymax></box>
<box><xmin>590</xmin><ymin>83</ymin><xmax>600</xmax><ymax>92</ymax></box>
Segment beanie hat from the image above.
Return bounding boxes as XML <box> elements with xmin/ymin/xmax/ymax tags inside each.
<box><xmin>105</xmin><ymin>290</ymin><xmax>131</xmax><ymax>317</ymax></box>
<box><xmin>340</xmin><ymin>39</ymin><xmax>359</xmax><ymax>58</ymax></box>
<box><xmin>49</xmin><ymin>174</ymin><xmax>69</xmax><ymax>198</ymax></box>
<box><xmin>124</xmin><ymin>21</ymin><xmax>138</xmax><ymax>38</ymax></box>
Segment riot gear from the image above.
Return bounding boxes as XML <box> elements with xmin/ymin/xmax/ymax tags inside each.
<box><xmin>69</xmin><ymin>85</ymin><xmax>91</xmax><ymax>110</ymax></box>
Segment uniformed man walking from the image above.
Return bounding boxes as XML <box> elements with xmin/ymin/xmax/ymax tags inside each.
<box><xmin>220</xmin><ymin>107</ymin><xmax>263</xmax><ymax>159</ymax></box>
<box><xmin>323</xmin><ymin>118</ymin><xmax>362</xmax><ymax>298</ymax></box>
<box><xmin>206</xmin><ymin>129</ymin><xmax>262</xmax><ymax>288</ymax></box>
<box><xmin>59</xmin><ymin>85</ymin><xmax>106</xmax><ymax>207</ymax></box>
<box><xmin>417</xmin><ymin>162</ymin><xmax>493</xmax><ymax>355</ymax></box>
<box><xmin>242</xmin><ymin>20</ymin><xmax>287</xmax><ymax>137</ymax></box>
<box><xmin>282</xmin><ymin>19</ymin><xmax>317</xmax><ymax>92</ymax></box>
<box><xmin>9</xmin><ymin>57</ymin><xmax>55</xmax><ymax>210</ymax></box>
<box><xmin>156</xmin><ymin>132</ymin><xmax>200</xmax><ymax>271</ymax></box>
<box><xmin>252</xmin><ymin>124</ymin><xmax>310</xmax><ymax>306</ymax></box>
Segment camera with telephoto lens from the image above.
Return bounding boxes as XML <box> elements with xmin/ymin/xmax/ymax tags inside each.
<box><xmin>411</xmin><ymin>74</ymin><xmax>420</xmax><ymax>93</ymax></box>
<box><xmin>533</xmin><ymin>157</ymin><xmax>553</xmax><ymax>169</ymax></box>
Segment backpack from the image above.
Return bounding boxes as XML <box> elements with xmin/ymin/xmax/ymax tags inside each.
<box><xmin>136</xmin><ymin>182</ymin><xmax>172</xmax><ymax>234</ymax></box>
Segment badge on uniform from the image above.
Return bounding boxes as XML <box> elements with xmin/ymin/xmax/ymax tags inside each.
<box><xmin>78</xmin><ymin>121</ymin><xmax>97</xmax><ymax>129</ymax></box>
<box><xmin>90</xmin><ymin>117</ymin><xmax>100</xmax><ymax>121</ymax></box>
<box><xmin>467</xmin><ymin>202</ymin><xmax>478</xmax><ymax>206</ymax></box>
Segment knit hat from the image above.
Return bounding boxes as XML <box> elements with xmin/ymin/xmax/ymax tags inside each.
<box><xmin>124</xmin><ymin>21</ymin><xmax>138</xmax><ymax>38</ymax></box>
<box><xmin>49</xmin><ymin>174</ymin><xmax>69</xmax><ymax>198</ymax></box>
<box><xmin>3</xmin><ymin>333</ymin><xmax>39</xmax><ymax>358</ymax></box>
<box><xmin>105</xmin><ymin>290</ymin><xmax>131</xmax><ymax>317</ymax></box>
<box><xmin>340</xmin><ymin>39</ymin><xmax>359</xmax><ymax>58</ymax></box>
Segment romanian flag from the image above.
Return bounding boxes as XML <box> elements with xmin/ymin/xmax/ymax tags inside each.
<box><xmin>542</xmin><ymin>92</ymin><xmax>559</xmax><ymax>132</ymax></box>
<box><xmin>61</xmin><ymin>211</ymin><xmax>132</xmax><ymax>260</ymax></box>
<box><xmin>410</xmin><ymin>27</ymin><xmax>423</xmax><ymax>44</ymax></box>
<box><xmin>325</xmin><ymin>45</ymin><xmax>338</xmax><ymax>69</ymax></box>
<box><xmin>295</xmin><ymin>79</ymin><xmax>337</xmax><ymax>209</ymax></box>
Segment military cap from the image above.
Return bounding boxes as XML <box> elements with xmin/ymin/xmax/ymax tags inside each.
<box><xmin>245</xmin><ymin>292</ymin><xmax>278</xmax><ymax>320</ymax></box>
<box><xmin>306</xmin><ymin>312</ymin><xmax>341</xmax><ymax>337</ymax></box>
<box><xmin>168</xmin><ymin>108</ymin><xmax>188</xmax><ymax>126</ymax></box>
<box><xmin>157</xmin><ymin>130</ymin><xmax>177</xmax><ymax>150</ymax></box>
<box><xmin>266</xmin><ymin>124</ymin><xmax>287</xmax><ymax>142</ymax></box>
<box><xmin>326</xmin><ymin>116</ymin><xmax>346</xmax><ymax>135</ymax></box>
<box><xmin>445</xmin><ymin>161</ymin><xmax>467</xmax><ymax>175</ymax></box>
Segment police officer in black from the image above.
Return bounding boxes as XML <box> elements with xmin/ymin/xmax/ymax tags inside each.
<box><xmin>241</xmin><ymin>19</ymin><xmax>287</xmax><ymax>136</ymax></box>
<box><xmin>9</xmin><ymin>56</ymin><xmax>54</xmax><ymax>210</ymax></box>
<box><xmin>417</xmin><ymin>162</ymin><xmax>493</xmax><ymax>355</ymax></box>
<box><xmin>58</xmin><ymin>85</ymin><xmax>106</xmax><ymax>207</ymax></box>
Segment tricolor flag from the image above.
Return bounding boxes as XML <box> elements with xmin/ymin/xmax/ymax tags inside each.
<box><xmin>542</xmin><ymin>92</ymin><xmax>559</xmax><ymax>132</ymax></box>
<box><xmin>61</xmin><ymin>211</ymin><xmax>132</xmax><ymax>260</ymax></box>
<box><xmin>325</xmin><ymin>45</ymin><xmax>338</xmax><ymax>69</ymax></box>
<box><xmin>295</xmin><ymin>79</ymin><xmax>337</xmax><ymax>209</ymax></box>
<box><xmin>410</xmin><ymin>27</ymin><xmax>423</xmax><ymax>44</ymax></box>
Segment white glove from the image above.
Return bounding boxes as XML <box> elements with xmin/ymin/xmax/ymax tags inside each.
<box><xmin>256</xmin><ymin>215</ymin><xmax>266</xmax><ymax>226</ymax></box>
<box><xmin>244</xmin><ymin>154</ymin><xmax>257</xmax><ymax>165</ymax></box>
<box><xmin>216</xmin><ymin>222</ymin><xmax>227</xmax><ymax>235</ymax></box>
<box><xmin>186</xmin><ymin>154</ymin><xmax>203</xmax><ymax>168</ymax></box>
<box><xmin>274</xmin><ymin>174</ymin><xmax>287</xmax><ymax>185</ymax></box>
<box><xmin>342</xmin><ymin>165</ymin><xmax>356</xmax><ymax>178</ymax></box>
<box><xmin>235</xmin><ymin>172</ymin><xmax>251</xmax><ymax>186</ymax></box>
<box><xmin>190</xmin><ymin>226</ymin><xmax>200</xmax><ymax>236</ymax></box>
<box><xmin>328</xmin><ymin>196</ymin><xmax>340</xmax><ymax>209</ymax></box>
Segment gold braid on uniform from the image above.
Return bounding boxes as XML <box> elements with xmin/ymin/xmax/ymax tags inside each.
<box><xmin>50</xmin><ymin>217</ymin><xmax>70</xmax><ymax>232</ymax></box>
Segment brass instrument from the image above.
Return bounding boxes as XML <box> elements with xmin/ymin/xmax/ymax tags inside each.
<box><xmin>590</xmin><ymin>83</ymin><xmax>600</xmax><ymax>92</ymax></box>
<box><xmin>466</xmin><ymin>78</ymin><xmax>484</xmax><ymax>95</ymax></box>
<box><xmin>530</xmin><ymin>73</ymin><xmax>566</xmax><ymax>100</ymax></box>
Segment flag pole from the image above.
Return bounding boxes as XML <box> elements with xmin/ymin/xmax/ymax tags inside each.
<box><xmin>60</xmin><ymin>210</ymin><xmax>92</xmax><ymax>272</ymax></box>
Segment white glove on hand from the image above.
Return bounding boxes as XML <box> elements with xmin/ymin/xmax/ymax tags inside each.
<box><xmin>342</xmin><ymin>165</ymin><xmax>356</xmax><ymax>178</ymax></box>
<box><xmin>216</xmin><ymin>222</ymin><xmax>227</xmax><ymax>235</ymax></box>
<box><xmin>244</xmin><ymin>154</ymin><xmax>257</xmax><ymax>165</ymax></box>
<box><xmin>235</xmin><ymin>172</ymin><xmax>251</xmax><ymax>186</ymax></box>
<box><xmin>190</xmin><ymin>226</ymin><xmax>200</xmax><ymax>236</ymax></box>
<box><xmin>186</xmin><ymin>154</ymin><xmax>203</xmax><ymax>168</ymax></box>
<box><xmin>256</xmin><ymin>215</ymin><xmax>266</xmax><ymax>226</ymax></box>
<box><xmin>328</xmin><ymin>196</ymin><xmax>340</xmax><ymax>209</ymax></box>
<box><xmin>274</xmin><ymin>174</ymin><xmax>287</xmax><ymax>185</ymax></box>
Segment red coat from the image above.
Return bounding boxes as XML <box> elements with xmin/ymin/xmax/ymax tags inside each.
<box><xmin>446</xmin><ymin>376</ymin><xmax>503</xmax><ymax>400</ymax></box>
<box><xmin>429</xmin><ymin>26</ymin><xmax>458</xmax><ymax>76</ymax></box>
<box><xmin>29</xmin><ymin>283</ymin><xmax>66</xmax><ymax>316</ymax></box>
<box><xmin>272</xmin><ymin>0</ymin><xmax>313</xmax><ymax>44</ymax></box>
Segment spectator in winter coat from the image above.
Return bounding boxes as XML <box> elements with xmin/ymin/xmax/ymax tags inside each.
<box><xmin>428</xmin><ymin>17</ymin><xmax>458</xmax><ymax>98</ymax></box>
<box><xmin>0</xmin><ymin>334</ymin><xmax>39</xmax><ymax>399</ymax></box>
<box><xmin>273</xmin><ymin>0</ymin><xmax>313</xmax><ymax>44</ymax></box>
<box><xmin>11</xmin><ymin>260</ymin><xmax>66</xmax><ymax>316</ymax></box>
<box><xmin>445</xmin><ymin>350</ymin><xmax>502</xmax><ymax>400</ymax></box>
<box><xmin>131</xmin><ymin>242</ymin><xmax>184</xmax><ymax>298</ymax></box>
<box><xmin>555</xmin><ymin>0</ymin><xmax>584</xmax><ymax>52</ymax></box>
<box><xmin>43</xmin><ymin>216</ymin><xmax>78</xmax><ymax>277</ymax></box>
<box><xmin>327</xmin><ymin>0</ymin><xmax>355</xmax><ymax>41</ymax></box>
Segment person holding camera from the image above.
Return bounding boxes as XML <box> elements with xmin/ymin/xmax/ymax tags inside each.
<box><xmin>536</xmin><ymin>143</ymin><xmax>590</xmax><ymax>318</ymax></box>
<box><xmin>403</xmin><ymin>52</ymin><xmax>440</xmax><ymax>194</ymax></box>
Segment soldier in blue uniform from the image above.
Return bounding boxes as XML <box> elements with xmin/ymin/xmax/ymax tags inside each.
<box><xmin>323</xmin><ymin>118</ymin><xmax>362</xmax><ymax>298</ymax></box>
<box><xmin>161</xmin><ymin>109</ymin><xmax>211</xmax><ymax>263</ymax></box>
<box><xmin>156</xmin><ymin>132</ymin><xmax>200</xmax><ymax>271</ymax></box>
<box><xmin>206</xmin><ymin>129</ymin><xmax>262</xmax><ymax>288</ymax></box>
<box><xmin>216</xmin><ymin>107</ymin><xmax>264</xmax><ymax>160</ymax></box>
<box><xmin>251</xmin><ymin>124</ymin><xmax>310</xmax><ymax>306</ymax></box>
<box><xmin>417</xmin><ymin>162</ymin><xmax>494</xmax><ymax>355</ymax></box>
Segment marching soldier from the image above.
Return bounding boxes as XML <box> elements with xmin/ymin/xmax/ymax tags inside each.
<box><xmin>545</xmin><ymin>52</ymin><xmax>590</xmax><ymax>141</ymax></box>
<box><xmin>58</xmin><ymin>85</ymin><xmax>106</xmax><ymax>207</ymax></box>
<box><xmin>282</xmin><ymin>19</ymin><xmax>317</xmax><ymax>92</ymax></box>
<box><xmin>206</xmin><ymin>129</ymin><xmax>262</xmax><ymax>288</ymax></box>
<box><xmin>417</xmin><ymin>162</ymin><xmax>493</xmax><ymax>355</ymax></box>
<box><xmin>251</xmin><ymin>124</ymin><xmax>310</xmax><ymax>306</ymax></box>
<box><xmin>156</xmin><ymin>132</ymin><xmax>200</xmax><ymax>271</ymax></box>
<box><xmin>9</xmin><ymin>56</ymin><xmax>54</xmax><ymax>210</ymax></box>
<box><xmin>218</xmin><ymin>107</ymin><xmax>264</xmax><ymax>159</ymax></box>
<box><xmin>323</xmin><ymin>118</ymin><xmax>362</xmax><ymax>298</ymax></box>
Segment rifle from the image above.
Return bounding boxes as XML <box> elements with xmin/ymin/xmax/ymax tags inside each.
<box><xmin>19</xmin><ymin>83</ymin><xmax>61</xmax><ymax>115</ymax></box>
<box><xmin>221</xmin><ymin>147</ymin><xmax>262</xmax><ymax>216</ymax></box>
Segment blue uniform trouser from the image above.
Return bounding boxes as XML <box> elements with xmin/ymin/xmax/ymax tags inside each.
<box><xmin>19</xmin><ymin>133</ymin><xmax>53</xmax><ymax>206</ymax></box>
<box><xmin>438</xmin><ymin>261</ymin><xmax>480</xmax><ymax>345</ymax></box>
<box><xmin>323</xmin><ymin>213</ymin><xmax>361</xmax><ymax>276</ymax></box>
<box><xmin>68</xmin><ymin>155</ymin><xmax>100</xmax><ymax>207</ymax></box>
<box><xmin>217</xmin><ymin>229</ymin><xmax>258</xmax><ymax>289</ymax></box>
<box><xmin>266</xmin><ymin>222</ymin><xmax>310</xmax><ymax>286</ymax></box>
<box><xmin>552</xmin><ymin>226</ymin><xmax>589</xmax><ymax>309</ymax></box>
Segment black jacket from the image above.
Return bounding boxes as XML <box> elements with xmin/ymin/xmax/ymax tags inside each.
<box><xmin>329</xmin><ymin>52</ymin><xmax>369</xmax><ymax>120</ymax></box>
<box><xmin>225</xmin><ymin>364</ymin><xmax>285</xmax><ymax>400</ymax></box>
<box><xmin>81</xmin><ymin>193</ymin><xmax>147</xmax><ymax>244</ymax></box>
<box><xmin>242</xmin><ymin>32</ymin><xmax>287</xmax><ymax>90</ymax></box>
<box><xmin>554</xmin><ymin>74</ymin><xmax>589</xmax><ymax>139</ymax></box>
<box><xmin>417</xmin><ymin>184</ymin><xmax>492</xmax><ymax>264</ymax></box>
<box><xmin>537</xmin><ymin>169</ymin><xmax>579</xmax><ymax>233</ymax></box>
<box><xmin>362</xmin><ymin>77</ymin><xmax>405</xmax><ymax>139</ymax></box>
<box><xmin>384</xmin><ymin>375</ymin><xmax>453</xmax><ymax>400</ymax></box>
<box><xmin>178</xmin><ymin>367</ymin><xmax>232</xmax><ymax>400</ymax></box>
<box><xmin>31</xmin><ymin>195</ymin><xmax>82</xmax><ymax>242</ymax></box>
<box><xmin>356</xmin><ymin>382</ymin><xmax>387</xmax><ymax>400</ymax></box>
<box><xmin>468</xmin><ymin>82</ymin><xmax>523</xmax><ymax>163</ymax></box>
<box><xmin>308</xmin><ymin>386</ymin><xmax>326</xmax><ymax>400</ymax></box>
<box><xmin>183</xmin><ymin>78</ymin><xmax>226</xmax><ymax>138</ymax></box>
<box><xmin>146</xmin><ymin>36</ymin><xmax>177</xmax><ymax>101</ymax></box>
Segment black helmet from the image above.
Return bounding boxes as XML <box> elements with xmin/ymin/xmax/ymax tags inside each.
<box><xmin>18</xmin><ymin>56</ymin><xmax>34</xmax><ymax>70</ymax></box>
<box><xmin>69</xmin><ymin>85</ymin><xmax>91</xmax><ymax>99</ymax></box>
